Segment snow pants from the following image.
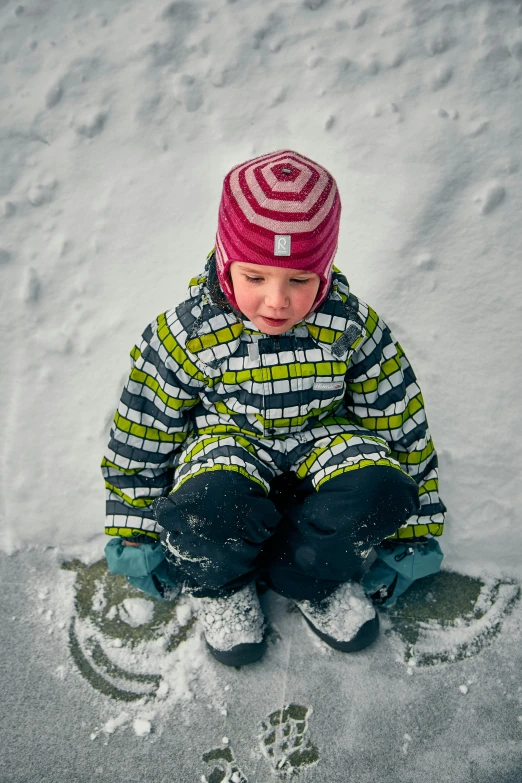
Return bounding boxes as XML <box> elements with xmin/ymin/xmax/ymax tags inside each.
<box><xmin>156</xmin><ymin>431</ymin><xmax>421</xmax><ymax>601</ymax></box>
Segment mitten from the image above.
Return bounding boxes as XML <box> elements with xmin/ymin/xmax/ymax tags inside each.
<box><xmin>104</xmin><ymin>538</ymin><xmax>179</xmax><ymax>601</ymax></box>
<box><xmin>361</xmin><ymin>537</ymin><xmax>443</xmax><ymax>608</ymax></box>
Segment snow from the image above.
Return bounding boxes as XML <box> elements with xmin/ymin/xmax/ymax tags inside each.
<box><xmin>118</xmin><ymin>596</ymin><xmax>155</xmax><ymax>627</ymax></box>
<box><xmin>296</xmin><ymin>581</ymin><xmax>376</xmax><ymax>641</ymax></box>
<box><xmin>2</xmin><ymin>544</ymin><xmax>521</xmax><ymax>781</ymax></box>
<box><xmin>1</xmin><ymin>0</ymin><xmax>522</xmax><ymax>774</ymax></box>
<box><xmin>0</xmin><ymin>0</ymin><xmax>522</xmax><ymax>575</ymax></box>
<box><xmin>400</xmin><ymin>578</ymin><xmax>520</xmax><ymax>665</ymax></box>
<box><xmin>103</xmin><ymin>711</ymin><xmax>130</xmax><ymax>735</ymax></box>
<box><xmin>133</xmin><ymin>718</ymin><xmax>152</xmax><ymax>738</ymax></box>
<box><xmin>1</xmin><ymin>0</ymin><xmax>520</xmax><ymax>580</ymax></box>
<box><xmin>198</xmin><ymin>583</ymin><xmax>265</xmax><ymax>651</ymax></box>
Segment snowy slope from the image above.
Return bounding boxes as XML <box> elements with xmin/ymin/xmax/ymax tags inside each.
<box><xmin>1</xmin><ymin>0</ymin><xmax>521</xmax><ymax>577</ymax></box>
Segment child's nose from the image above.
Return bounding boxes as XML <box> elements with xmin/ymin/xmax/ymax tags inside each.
<box><xmin>265</xmin><ymin>284</ymin><xmax>289</xmax><ymax>309</ymax></box>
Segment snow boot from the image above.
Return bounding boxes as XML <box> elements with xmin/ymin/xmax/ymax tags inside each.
<box><xmin>197</xmin><ymin>582</ymin><xmax>267</xmax><ymax>666</ymax></box>
<box><xmin>295</xmin><ymin>581</ymin><xmax>379</xmax><ymax>652</ymax></box>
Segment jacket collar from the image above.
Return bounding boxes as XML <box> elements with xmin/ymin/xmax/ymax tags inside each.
<box><xmin>304</xmin><ymin>273</ymin><xmax>366</xmax><ymax>359</ymax></box>
<box><xmin>184</xmin><ymin>256</ymin><xmax>366</xmax><ymax>368</ymax></box>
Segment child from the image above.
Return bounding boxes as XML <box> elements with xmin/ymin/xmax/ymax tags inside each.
<box><xmin>102</xmin><ymin>150</ymin><xmax>446</xmax><ymax>666</ymax></box>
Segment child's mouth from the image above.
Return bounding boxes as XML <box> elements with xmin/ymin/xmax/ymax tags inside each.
<box><xmin>261</xmin><ymin>316</ymin><xmax>288</xmax><ymax>326</ymax></box>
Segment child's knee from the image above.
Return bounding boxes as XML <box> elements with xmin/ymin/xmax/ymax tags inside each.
<box><xmin>155</xmin><ymin>471</ymin><xmax>281</xmax><ymax>595</ymax></box>
<box><xmin>154</xmin><ymin>469</ymin><xmax>280</xmax><ymax>544</ymax></box>
<box><xmin>306</xmin><ymin>465</ymin><xmax>421</xmax><ymax>540</ymax></box>
<box><xmin>326</xmin><ymin>464</ymin><xmax>420</xmax><ymax>509</ymax></box>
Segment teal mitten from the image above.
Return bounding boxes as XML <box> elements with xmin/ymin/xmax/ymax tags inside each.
<box><xmin>361</xmin><ymin>537</ymin><xmax>444</xmax><ymax>608</ymax></box>
<box><xmin>104</xmin><ymin>538</ymin><xmax>179</xmax><ymax>601</ymax></box>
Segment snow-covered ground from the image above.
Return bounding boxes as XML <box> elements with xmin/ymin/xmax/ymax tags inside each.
<box><xmin>2</xmin><ymin>547</ymin><xmax>522</xmax><ymax>783</ymax></box>
<box><xmin>1</xmin><ymin>0</ymin><xmax>521</xmax><ymax>576</ymax></box>
<box><xmin>1</xmin><ymin>3</ymin><xmax>522</xmax><ymax>777</ymax></box>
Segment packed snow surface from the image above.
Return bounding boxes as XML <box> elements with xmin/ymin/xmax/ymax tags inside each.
<box><xmin>1</xmin><ymin>0</ymin><xmax>521</xmax><ymax>583</ymax></box>
<box><xmin>9</xmin><ymin>547</ymin><xmax>521</xmax><ymax>783</ymax></box>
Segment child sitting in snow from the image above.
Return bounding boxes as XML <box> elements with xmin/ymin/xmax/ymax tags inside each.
<box><xmin>102</xmin><ymin>150</ymin><xmax>446</xmax><ymax>666</ymax></box>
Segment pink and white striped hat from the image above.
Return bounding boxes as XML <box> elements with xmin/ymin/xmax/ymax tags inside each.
<box><xmin>214</xmin><ymin>149</ymin><xmax>342</xmax><ymax>312</ymax></box>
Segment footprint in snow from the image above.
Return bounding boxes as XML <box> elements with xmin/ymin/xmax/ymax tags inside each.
<box><xmin>353</xmin><ymin>10</ymin><xmax>368</xmax><ymax>29</ymax></box>
<box><xmin>430</xmin><ymin>64</ymin><xmax>453</xmax><ymax>91</ymax></box>
<box><xmin>474</xmin><ymin>182</ymin><xmax>505</xmax><ymax>215</ymax></box>
<box><xmin>259</xmin><ymin>704</ymin><xmax>319</xmax><ymax>777</ymax></box>
<box><xmin>74</xmin><ymin>109</ymin><xmax>108</xmax><ymax>138</ymax></box>
<box><xmin>201</xmin><ymin>746</ymin><xmax>248</xmax><ymax>783</ymax></box>
<box><xmin>20</xmin><ymin>266</ymin><xmax>41</xmax><ymax>302</ymax></box>
<box><xmin>28</xmin><ymin>178</ymin><xmax>57</xmax><ymax>207</ymax></box>
<box><xmin>425</xmin><ymin>33</ymin><xmax>452</xmax><ymax>56</ymax></box>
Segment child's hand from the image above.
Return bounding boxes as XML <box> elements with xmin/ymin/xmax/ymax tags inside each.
<box><xmin>122</xmin><ymin>540</ymin><xmax>141</xmax><ymax>547</ymax></box>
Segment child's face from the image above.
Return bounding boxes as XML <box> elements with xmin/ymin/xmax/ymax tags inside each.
<box><xmin>229</xmin><ymin>262</ymin><xmax>321</xmax><ymax>334</ymax></box>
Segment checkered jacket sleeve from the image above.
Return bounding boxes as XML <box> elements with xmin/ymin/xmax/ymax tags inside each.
<box><xmin>101</xmin><ymin>314</ymin><xmax>202</xmax><ymax>540</ymax></box>
<box><xmin>344</xmin><ymin>303</ymin><xmax>446</xmax><ymax>537</ymax></box>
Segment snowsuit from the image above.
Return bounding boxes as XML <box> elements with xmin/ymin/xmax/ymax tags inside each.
<box><xmin>102</xmin><ymin>251</ymin><xmax>446</xmax><ymax>599</ymax></box>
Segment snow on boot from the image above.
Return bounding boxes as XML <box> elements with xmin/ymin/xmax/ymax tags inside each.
<box><xmin>197</xmin><ymin>582</ymin><xmax>266</xmax><ymax>666</ymax></box>
<box><xmin>295</xmin><ymin>581</ymin><xmax>379</xmax><ymax>652</ymax></box>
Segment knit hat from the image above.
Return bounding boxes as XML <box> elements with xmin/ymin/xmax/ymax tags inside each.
<box><xmin>214</xmin><ymin>149</ymin><xmax>342</xmax><ymax>312</ymax></box>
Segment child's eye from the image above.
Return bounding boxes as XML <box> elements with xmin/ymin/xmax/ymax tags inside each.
<box><xmin>245</xmin><ymin>275</ymin><xmax>263</xmax><ymax>283</ymax></box>
<box><xmin>291</xmin><ymin>278</ymin><xmax>312</xmax><ymax>285</ymax></box>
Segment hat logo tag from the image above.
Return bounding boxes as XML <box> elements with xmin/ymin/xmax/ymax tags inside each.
<box><xmin>274</xmin><ymin>235</ymin><xmax>291</xmax><ymax>256</ymax></box>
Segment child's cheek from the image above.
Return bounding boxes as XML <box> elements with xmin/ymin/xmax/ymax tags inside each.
<box><xmin>234</xmin><ymin>284</ymin><xmax>257</xmax><ymax>317</ymax></box>
<box><xmin>297</xmin><ymin>287</ymin><xmax>317</xmax><ymax>316</ymax></box>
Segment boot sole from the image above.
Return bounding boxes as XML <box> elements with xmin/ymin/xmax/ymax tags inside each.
<box><xmin>299</xmin><ymin>611</ymin><xmax>380</xmax><ymax>652</ymax></box>
<box><xmin>206</xmin><ymin>637</ymin><xmax>267</xmax><ymax>667</ymax></box>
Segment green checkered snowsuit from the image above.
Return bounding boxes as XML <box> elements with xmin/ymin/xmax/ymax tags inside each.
<box><xmin>102</xmin><ymin>251</ymin><xmax>446</xmax><ymax>542</ymax></box>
